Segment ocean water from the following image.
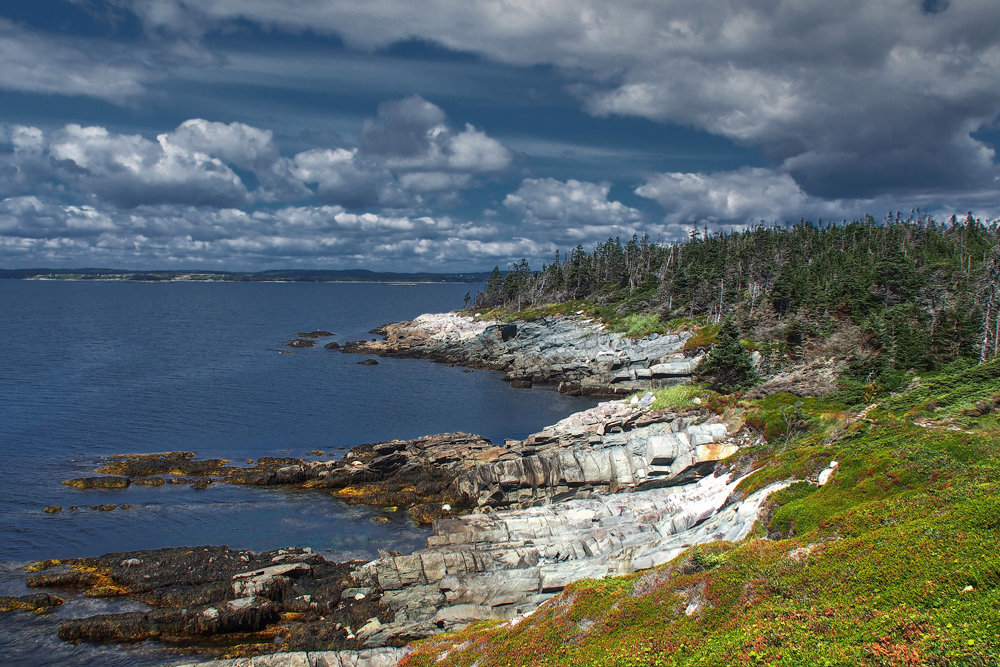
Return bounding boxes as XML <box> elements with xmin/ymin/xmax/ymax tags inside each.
<box><xmin>0</xmin><ymin>280</ymin><xmax>600</xmax><ymax>666</ymax></box>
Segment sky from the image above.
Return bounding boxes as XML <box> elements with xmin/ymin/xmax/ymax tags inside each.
<box><xmin>1</xmin><ymin>0</ymin><xmax>999</xmax><ymax>271</ymax></box>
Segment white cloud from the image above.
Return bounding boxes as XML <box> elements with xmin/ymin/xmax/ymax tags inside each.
<box><xmin>0</xmin><ymin>97</ymin><xmax>514</xmax><ymax>214</ymax></box>
<box><xmin>357</xmin><ymin>96</ymin><xmax>512</xmax><ymax>190</ymax></box>
<box><xmin>0</xmin><ymin>18</ymin><xmax>154</xmax><ymax>102</ymax></box>
<box><xmin>167</xmin><ymin>119</ymin><xmax>276</xmax><ymax>166</ymax></box>
<box><xmin>287</xmin><ymin>96</ymin><xmax>512</xmax><ymax>207</ymax></box>
<box><xmin>628</xmin><ymin>166</ymin><xmax>1000</xmax><ymax>239</ymax></box>
<box><xmin>291</xmin><ymin>148</ymin><xmax>408</xmax><ymax>209</ymax></box>
<box><xmin>167</xmin><ymin>119</ymin><xmax>310</xmax><ymax>201</ymax></box>
<box><xmin>0</xmin><ymin>196</ymin><xmax>548</xmax><ymax>271</ymax></box>
<box><xmin>504</xmin><ymin>177</ymin><xmax>647</xmax><ymax>244</ymax></box>
<box><xmin>634</xmin><ymin>168</ymin><xmax>864</xmax><ymax>228</ymax></box>
<box><xmin>46</xmin><ymin>124</ymin><xmax>250</xmax><ymax>209</ymax></box>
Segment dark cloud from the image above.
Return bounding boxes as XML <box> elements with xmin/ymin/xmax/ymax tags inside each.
<box><xmin>360</xmin><ymin>96</ymin><xmax>448</xmax><ymax>160</ymax></box>
<box><xmin>292</xmin><ymin>95</ymin><xmax>512</xmax><ymax>208</ymax></box>
<box><xmin>102</xmin><ymin>0</ymin><xmax>1000</xmax><ymax>205</ymax></box>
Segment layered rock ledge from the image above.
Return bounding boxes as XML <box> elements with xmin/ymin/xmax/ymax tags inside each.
<box><xmin>342</xmin><ymin>313</ymin><xmax>702</xmax><ymax>396</ymax></box>
<box><xmin>33</xmin><ymin>398</ymin><xmax>796</xmax><ymax>667</ymax></box>
<box><xmin>351</xmin><ymin>471</ymin><xmax>792</xmax><ymax>645</ymax></box>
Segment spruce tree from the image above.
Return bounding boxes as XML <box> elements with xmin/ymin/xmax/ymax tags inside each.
<box><xmin>695</xmin><ymin>318</ymin><xmax>759</xmax><ymax>393</ymax></box>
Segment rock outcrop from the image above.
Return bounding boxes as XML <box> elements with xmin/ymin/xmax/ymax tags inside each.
<box><xmin>174</xmin><ymin>648</ymin><xmax>407</xmax><ymax>667</ymax></box>
<box><xmin>41</xmin><ymin>399</ymin><xmax>792</xmax><ymax>667</ymax></box>
<box><xmin>26</xmin><ymin>546</ymin><xmax>395</xmax><ymax>656</ymax></box>
<box><xmin>67</xmin><ymin>433</ymin><xmax>506</xmax><ymax>523</ymax></box>
<box><xmin>350</xmin><ymin>471</ymin><xmax>791</xmax><ymax>645</ymax></box>
<box><xmin>453</xmin><ymin>394</ymin><xmax>749</xmax><ymax>508</ymax></box>
<box><xmin>342</xmin><ymin>313</ymin><xmax>702</xmax><ymax>396</ymax></box>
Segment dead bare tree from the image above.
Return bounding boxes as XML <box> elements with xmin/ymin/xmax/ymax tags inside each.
<box><xmin>977</xmin><ymin>244</ymin><xmax>1000</xmax><ymax>364</ymax></box>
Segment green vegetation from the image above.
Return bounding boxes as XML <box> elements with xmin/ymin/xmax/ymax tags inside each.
<box><xmin>471</xmin><ymin>214</ymin><xmax>1000</xmax><ymax>387</ymax></box>
<box><xmin>643</xmin><ymin>384</ymin><xmax>705</xmax><ymax>412</ymax></box>
<box><xmin>694</xmin><ymin>318</ymin><xmax>760</xmax><ymax>392</ymax></box>
<box><xmin>401</xmin><ymin>360</ymin><xmax>1000</xmax><ymax>667</ymax></box>
<box><xmin>611</xmin><ymin>313</ymin><xmax>666</xmax><ymax>338</ymax></box>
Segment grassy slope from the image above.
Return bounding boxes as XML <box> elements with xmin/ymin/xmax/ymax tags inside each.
<box><xmin>400</xmin><ymin>361</ymin><xmax>1000</xmax><ymax>666</ymax></box>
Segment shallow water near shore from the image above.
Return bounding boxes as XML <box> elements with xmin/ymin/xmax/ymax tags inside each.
<box><xmin>0</xmin><ymin>280</ymin><xmax>600</xmax><ymax>666</ymax></box>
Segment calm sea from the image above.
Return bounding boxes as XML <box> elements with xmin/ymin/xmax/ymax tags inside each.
<box><xmin>0</xmin><ymin>280</ymin><xmax>599</xmax><ymax>666</ymax></box>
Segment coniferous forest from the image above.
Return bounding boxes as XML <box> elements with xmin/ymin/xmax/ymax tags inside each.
<box><xmin>472</xmin><ymin>213</ymin><xmax>1000</xmax><ymax>397</ymax></box>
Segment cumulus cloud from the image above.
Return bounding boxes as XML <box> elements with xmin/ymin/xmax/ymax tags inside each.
<box><xmin>357</xmin><ymin>95</ymin><xmax>512</xmax><ymax>187</ymax></box>
<box><xmin>291</xmin><ymin>148</ymin><xmax>407</xmax><ymax>209</ymax></box>
<box><xmin>0</xmin><ymin>18</ymin><xmax>154</xmax><ymax>102</ymax></box>
<box><xmin>44</xmin><ymin>124</ymin><xmax>251</xmax><ymax>209</ymax></box>
<box><xmin>504</xmin><ymin>178</ymin><xmax>647</xmax><ymax>244</ymax></box>
<box><xmin>288</xmin><ymin>96</ymin><xmax>512</xmax><ymax>208</ymax></box>
<box><xmin>111</xmin><ymin>0</ymin><xmax>1000</xmax><ymax>203</ymax></box>
<box><xmin>630</xmin><ymin>166</ymin><xmax>1000</xmax><ymax>240</ymax></box>
<box><xmin>634</xmin><ymin>168</ymin><xmax>873</xmax><ymax>229</ymax></box>
<box><xmin>0</xmin><ymin>98</ymin><xmax>512</xmax><ymax>211</ymax></box>
<box><xmin>1</xmin><ymin>122</ymin><xmax>281</xmax><ymax>207</ymax></box>
<box><xmin>168</xmin><ymin>119</ymin><xmax>310</xmax><ymax>201</ymax></box>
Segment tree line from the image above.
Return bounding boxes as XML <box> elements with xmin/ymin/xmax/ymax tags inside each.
<box><xmin>473</xmin><ymin>213</ymin><xmax>1000</xmax><ymax>372</ymax></box>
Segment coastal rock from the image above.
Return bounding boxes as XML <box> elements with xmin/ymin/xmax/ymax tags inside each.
<box><xmin>288</xmin><ymin>339</ymin><xmax>316</xmax><ymax>348</ymax></box>
<box><xmin>0</xmin><ymin>593</ymin><xmax>64</xmax><ymax>614</ymax></box>
<box><xmin>33</xmin><ymin>401</ymin><xmax>781</xmax><ymax>662</ymax></box>
<box><xmin>62</xmin><ymin>476</ymin><xmax>131</xmax><ymax>489</ymax></box>
<box><xmin>451</xmin><ymin>398</ymin><xmax>747</xmax><ymax>509</ymax></box>
<box><xmin>298</xmin><ymin>331</ymin><xmax>335</xmax><ymax>338</ymax></box>
<box><xmin>172</xmin><ymin>647</ymin><xmax>407</xmax><ymax>667</ymax></box>
<box><xmin>95</xmin><ymin>452</ymin><xmax>227</xmax><ymax>477</ymax></box>
<box><xmin>351</xmin><ymin>471</ymin><xmax>792</xmax><ymax>640</ymax></box>
<box><xmin>357</xmin><ymin>359</ymin><xmax>380</xmax><ymax>365</ymax></box>
<box><xmin>325</xmin><ymin>341</ymin><xmax>342</xmax><ymax>350</ymax></box>
<box><xmin>342</xmin><ymin>313</ymin><xmax>699</xmax><ymax>396</ymax></box>
<box><xmin>80</xmin><ymin>400</ymin><xmax>742</xmax><ymax>522</ymax></box>
<box><xmin>28</xmin><ymin>546</ymin><xmax>394</xmax><ymax>655</ymax></box>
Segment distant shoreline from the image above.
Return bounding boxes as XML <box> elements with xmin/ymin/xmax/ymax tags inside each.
<box><xmin>18</xmin><ymin>277</ymin><xmax>472</xmax><ymax>284</ymax></box>
<box><xmin>2</xmin><ymin>269</ymin><xmax>487</xmax><ymax>284</ymax></box>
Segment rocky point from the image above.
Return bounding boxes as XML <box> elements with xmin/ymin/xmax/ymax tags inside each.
<box><xmin>341</xmin><ymin>312</ymin><xmax>703</xmax><ymax>396</ymax></box>
<box><xmin>24</xmin><ymin>392</ymin><xmax>802</xmax><ymax>667</ymax></box>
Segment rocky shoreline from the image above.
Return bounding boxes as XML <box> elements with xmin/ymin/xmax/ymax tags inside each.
<box><xmin>341</xmin><ymin>312</ymin><xmax>704</xmax><ymax>396</ymax></box>
<box><xmin>6</xmin><ymin>313</ymin><xmax>799</xmax><ymax>667</ymax></box>
<box><xmin>12</xmin><ymin>396</ymin><xmax>795</xmax><ymax>667</ymax></box>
